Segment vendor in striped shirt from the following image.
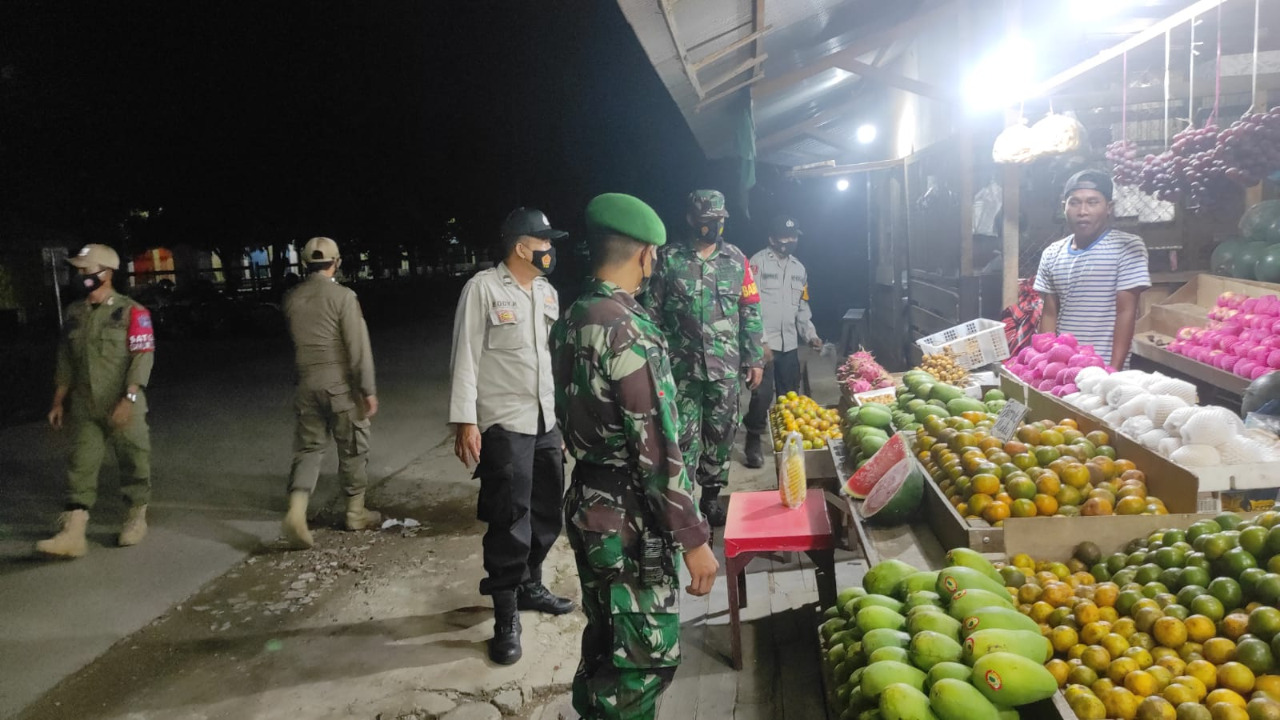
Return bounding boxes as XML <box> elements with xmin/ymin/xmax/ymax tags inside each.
<box><xmin>1034</xmin><ymin>170</ymin><xmax>1151</xmax><ymax>369</ymax></box>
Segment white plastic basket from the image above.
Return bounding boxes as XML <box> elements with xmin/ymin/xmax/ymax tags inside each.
<box><xmin>915</xmin><ymin>318</ymin><xmax>1010</xmax><ymax>369</ymax></box>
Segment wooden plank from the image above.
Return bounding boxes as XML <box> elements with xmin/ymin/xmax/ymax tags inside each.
<box><xmin>909</xmin><ymin>305</ymin><xmax>954</xmax><ymax>338</ymax></box>
<box><xmin>1131</xmin><ymin>334</ymin><xmax>1251</xmax><ymax>396</ymax></box>
<box><xmin>908</xmin><ymin>279</ymin><xmax>960</xmax><ymax>321</ymax></box>
<box><xmin>690</xmin><ymin>26</ymin><xmax>773</xmax><ymax>71</ymax></box>
<box><xmin>695</xmin><ymin>75</ymin><xmax>765</xmax><ymax>112</ymax></box>
<box><xmin>700</xmin><ymin>54</ymin><xmax>769</xmax><ymax>94</ymax></box>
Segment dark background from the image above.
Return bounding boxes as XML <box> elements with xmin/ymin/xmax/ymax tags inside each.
<box><xmin>0</xmin><ymin>0</ymin><xmax>869</xmax><ymax>336</ymax></box>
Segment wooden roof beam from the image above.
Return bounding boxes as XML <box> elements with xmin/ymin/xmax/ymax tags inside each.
<box><xmin>658</xmin><ymin>0</ymin><xmax>704</xmax><ymax>99</ymax></box>
<box><xmin>836</xmin><ymin>58</ymin><xmax>956</xmax><ymax>100</ymax></box>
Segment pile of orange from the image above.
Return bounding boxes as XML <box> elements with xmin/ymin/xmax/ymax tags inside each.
<box><xmin>770</xmin><ymin>392</ymin><xmax>840</xmax><ymax>451</ymax></box>
<box><xmin>916</xmin><ymin>416</ymin><xmax>1167</xmax><ymax>526</ymax></box>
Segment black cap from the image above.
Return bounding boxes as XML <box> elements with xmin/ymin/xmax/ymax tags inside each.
<box><xmin>769</xmin><ymin>215</ymin><xmax>803</xmax><ymax>238</ymax></box>
<box><xmin>500</xmin><ymin>207</ymin><xmax>568</xmax><ymax>240</ymax></box>
<box><xmin>1063</xmin><ymin>170</ymin><xmax>1113</xmax><ymax>202</ymax></box>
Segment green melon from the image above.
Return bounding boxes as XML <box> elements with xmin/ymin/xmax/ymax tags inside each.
<box><xmin>1242</xmin><ymin>200</ymin><xmax>1280</xmax><ymax>245</ymax></box>
<box><xmin>1256</xmin><ymin>243</ymin><xmax>1280</xmax><ymax>284</ymax></box>
<box><xmin>1233</xmin><ymin>241</ymin><xmax>1272</xmax><ymax>280</ymax></box>
<box><xmin>1212</xmin><ymin>237</ymin><xmax>1246</xmax><ymax>276</ymax></box>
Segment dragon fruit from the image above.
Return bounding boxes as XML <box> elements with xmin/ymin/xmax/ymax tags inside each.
<box><xmin>837</xmin><ymin>350</ymin><xmax>894</xmax><ymax>396</ymax></box>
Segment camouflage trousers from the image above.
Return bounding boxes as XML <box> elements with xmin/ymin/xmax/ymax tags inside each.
<box><xmin>565</xmin><ymin>479</ymin><xmax>681</xmax><ymax>719</ymax></box>
<box><xmin>675</xmin><ymin>376</ymin><xmax>741</xmax><ymax>489</ymax></box>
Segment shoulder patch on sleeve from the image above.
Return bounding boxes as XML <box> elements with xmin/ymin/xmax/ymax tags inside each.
<box><xmin>128</xmin><ymin>306</ymin><xmax>156</xmax><ymax>352</ymax></box>
<box><xmin>741</xmin><ymin>264</ymin><xmax>760</xmax><ymax>304</ymax></box>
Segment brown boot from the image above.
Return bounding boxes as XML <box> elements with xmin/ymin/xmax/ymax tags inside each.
<box><xmin>281</xmin><ymin>491</ymin><xmax>314</xmax><ymax>549</ymax></box>
<box><xmin>35</xmin><ymin>509</ymin><xmax>89</xmax><ymax>559</ymax></box>
<box><xmin>118</xmin><ymin>505</ymin><xmax>148</xmax><ymax>547</ymax></box>
<box><xmin>344</xmin><ymin>492</ymin><xmax>382</xmax><ymax>531</ymax></box>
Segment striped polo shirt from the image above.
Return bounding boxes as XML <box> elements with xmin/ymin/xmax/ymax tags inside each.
<box><xmin>1033</xmin><ymin>229</ymin><xmax>1151</xmax><ymax>365</ymax></box>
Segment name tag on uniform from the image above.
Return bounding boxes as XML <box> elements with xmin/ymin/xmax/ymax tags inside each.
<box><xmin>491</xmin><ymin>300</ymin><xmax>518</xmax><ymax>325</ymax></box>
<box><xmin>542</xmin><ymin>293</ymin><xmax>559</xmax><ymax>319</ymax></box>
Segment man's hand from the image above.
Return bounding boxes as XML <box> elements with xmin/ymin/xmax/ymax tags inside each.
<box><xmin>454</xmin><ymin>423</ymin><xmax>482</xmax><ymax>468</ymax></box>
<box><xmin>763</xmin><ymin>345</ymin><xmax>773</xmax><ymax>365</ymax></box>
<box><xmin>745</xmin><ymin>367</ymin><xmax>764</xmax><ymax>390</ymax></box>
<box><xmin>108</xmin><ymin>399</ymin><xmax>132</xmax><ymax>430</ymax></box>
<box><xmin>683</xmin><ymin>543</ymin><xmax>719</xmax><ymax>596</ymax></box>
<box><xmin>48</xmin><ymin>404</ymin><xmax>64</xmax><ymax>430</ymax></box>
<box><xmin>363</xmin><ymin>395</ymin><xmax>379</xmax><ymax>418</ymax></box>
<box><xmin>809</xmin><ymin>337</ymin><xmax>823</xmax><ymax>351</ymax></box>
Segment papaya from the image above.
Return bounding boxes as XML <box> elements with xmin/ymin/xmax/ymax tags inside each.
<box><xmin>905</xmin><ymin>590</ymin><xmax>944</xmax><ymax>611</ymax></box>
<box><xmin>945</xmin><ymin>548</ymin><xmax>1003</xmax><ymax>583</ymax></box>
<box><xmin>864</xmin><ymin>560</ymin><xmax>918</xmax><ymax>597</ymax></box>
<box><xmin>908</xmin><ymin>610</ymin><xmax>962</xmax><ymax>641</ymax></box>
<box><xmin>930</xmin><ymin>383</ymin><xmax>964</xmax><ymax>403</ymax></box>
<box><xmin>879</xmin><ymin>682</ymin><xmax>940</xmax><ymax>720</ymax></box>
<box><xmin>969</xmin><ymin>652</ymin><xmax>1059</xmax><ymax>706</ymax></box>
<box><xmin>868</xmin><ymin>646</ymin><xmax>911</xmax><ymax>665</ymax></box>
<box><xmin>925</xmin><ymin>662</ymin><xmax>973</xmax><ymax>691</ymax></box>
<box><xmin>909</xmin><ymin>630</ymin><xmax>964</xmax><ymax>671</ymax></box>
<box><xmin>947</xmin><ymin>397</ymin><xmax>987</xmax><ymax>416</ymax></box>
<box><xmin>861</xmin><ymin>628</ymin><xmax>911</xmax><ymax>656</ymax></box>
<box><xmin>857</xmin><ymin>606</ymin><xmax>907</xmax><ymax>634</ymax></box>
<box><xmin>947</xmin><ymin>589</ymin><xmax>1015</xmax><ymax>619</ymax></box>
<box><xmin>821</xmin><ymin>617</ymin><xmax>848</xmax><ymax>643</ymax></box>
<box><xmin>962</xmin><ymin>628</ymin><xmax>1052</xmax><ymax>664</ymax></box>
<box><xmin>861</xmin><ymin>434</ymin><xmax>889</xmax><ymax>457</ymax></box>
<box><xmin>837</xmin><ymin>586</ymin><xmax>868</xmax><ymax>610</ymax></box>
<box><xmin>860</xmin><ymin>660</ymin><xmax>927</xmax><ymax>699</ymax></box>
<box><xmin>928</xmin><ymin>678</ymin><xmax>1002</xmax><ymax>720</ymax></box>
<box><xmin>914</xmin><ymin>405</ymin><xmax>948</xmax><ymax>422</ymax></box>
<box><xmin>960</xmin><ymin>606</ymin><xmax>1042</xmax><ymax>637</ymax></box>
<box><xmin>895</xmin><ymin>571</ymin><xmax>941</xmax><ymax>599</ymax></box>
<box><xmin>936</xmin><ymin>566</ymin><xmax>1009</xmax><ymax>599</ymax></box>
<box><xmin>848</xmin><ymin>425</ymin><xmax>890</xmax><ymax>441</ymax></box>
<box><xmin>854</xmin><ymin>594</ymin><xmax>905</xmax><ymax>614</ymax></box>
<box><xmin>857</xmin><ymin>404</ymin><xmax>894</xmax><ymax>429</ymax></box>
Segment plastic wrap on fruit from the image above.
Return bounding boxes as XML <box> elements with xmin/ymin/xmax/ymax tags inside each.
<box><xmin>779</xmin><ymin>431</ymin><xmax>807</xmax><ymax>509</ymax></box>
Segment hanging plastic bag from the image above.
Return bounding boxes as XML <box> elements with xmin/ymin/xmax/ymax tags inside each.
<box><xmin>992</xmin><ymin>119</ymin><xmax>1036</xmax><ymax>164</ymax></box>
<box><xmin>1027</xmin><ymin>112</ymin><xmax>1086</xmax><ymax>157</ymax></box>
<box><xmin>778</xmin><ymin>431</ymin><xmax>807</xmax><ymax>509</ymax></box>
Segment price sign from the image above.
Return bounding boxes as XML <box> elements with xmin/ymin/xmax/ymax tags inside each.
<box><xmin>991</xmin><ymin>399</ymin><xmax>1028</xmax><ymax>442</ymax></box>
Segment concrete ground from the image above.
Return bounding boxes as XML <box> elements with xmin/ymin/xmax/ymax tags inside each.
<box><xmin>1</xmin><ymin>303</ymin><xmax>846</xmax><ymax>719</ymax></box>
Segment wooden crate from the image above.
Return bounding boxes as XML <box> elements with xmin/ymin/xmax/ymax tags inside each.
<box><xmin>1002</xmin><ymin>512</ymin><xmax>1257</xmax><ymax>562</ymax></box>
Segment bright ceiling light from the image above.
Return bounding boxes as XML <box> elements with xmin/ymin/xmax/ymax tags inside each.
<box><xmin>836</xmin><ymin>178</ymin><xmax>850</xmax><ymax>192</ymax></box>
<box><xmin>856</xmin><ymin>124</ymin><xmax>877</xmax><ymax>144</ymax></box>
<box><xmin>964</xmin><ymin>36</ymin><xmax>1035</xmax><ymax>112</ymax></box>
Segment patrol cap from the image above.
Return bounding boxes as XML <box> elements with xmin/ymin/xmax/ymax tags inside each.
<box><xmin>500</xmin><ymin>207</ymin><xmax>568</xmax><ymax>240</ymax></box>
<box><xmin>67</xmin><ymin>244</ymin><xmax>120</xmax><ymax>271</ymax></box>
<box><xmin>585</xmin><ymin>193</ymin><xmax>666</xmax><ymax>247</ymax></box>
<box><xmin>687</xmin><ymin>189</ymin><xmax>728</xmax><ymax>219</ymax></box>
<box><xmin>1063</xmin><ymin>170</ymin><xmax>1113</xmax><ymax>202</ymax></box>
<box><xmin>769</xmin><ymin>215</ymin><xmax>803</xmax><ymax>238</ymax></box>
<box><xmin>302</xmin><ymin>237</ymin><xmax>341</xmax><ymax>262</ymax></box>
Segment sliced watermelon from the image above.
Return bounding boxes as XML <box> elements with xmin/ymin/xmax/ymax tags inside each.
<box><xmin>861</xmin><ymin>455</ymin><xmax>925</xmax><ymax>526</ymax></box>
<box><xmin>844</xmin><ymin>433</ymin><xmax>907</xmax><ymax>499</ymax></box>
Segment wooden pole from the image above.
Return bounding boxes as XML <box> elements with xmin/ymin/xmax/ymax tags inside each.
<box><xmin>958</xmin><ymin>0</ymin><xmax>975</xmax><ymax>279</ymax></box>
<box><xmin>1001</xmin><ymin>0</ymin><xmax>1022</xmax><ymax>310</ymax></box>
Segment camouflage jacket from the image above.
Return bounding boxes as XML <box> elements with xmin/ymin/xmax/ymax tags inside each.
<box><xmin>550</xmin><ymin>278</ymin><xmax>710</xmax><ymax>553</ymax></box>
<box><xmin>642</xmin><ymin>238</ymin><xmax>764</xmax><ymax>382</ymax></box>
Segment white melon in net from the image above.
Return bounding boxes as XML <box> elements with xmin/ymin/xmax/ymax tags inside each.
<box><xmin>1139</xmin><ymin>428</ymin><xmax>1170</xmax><ymax>449</ymax></box>
<box><xmin>1111</xmin><ymin>370</ymin><xmax>1150</xmax><ymax>386</ymax></box>
<box><xmin>1218</xmin><ymin>436</ymin><xmax>1268</xmax><ymax>464</ymax></box>
<box><xmin>1121</xmin><ymin>415</ymin><xmax>1155</xmax><ymax>437</ymax></box>
<box><xmin>1079</xmin><ymin>395</ymin><xmax>1108</xmax><ymax>412</ymax></box>
<box><xmin>1162</xmin><ymin>406</ymin><xmax>1200</xmax><ymax>434</ymax></box>
<box><xmin>1145</xmin><ymin>396</ymin><xmax>1189</xmax><ymax>427</ymax></box>
<box><xmin>1076</xmin><ymin>367</ymin><xmax>1109</xmax><ymax>394</ymax></box>
<box><xmin>1107</xmin><ymin>384</ymin><xmax>1148</xmax><ymax>409</ymax></box>
<box><xmin>1119</xmin><ymin>393</ymin><xmax>1154</xmax><ymax>419</ymax></box>
<box><xmin>1148</xmin><ymin>378</ymin><xmax>1199</xmax><ymax>405</ymax></box>
<box><xmin>1180</xmin><ymin>407</ymin><xmax>1245</xmax><ymax>447</ymax></box>
<box><xmin>1170</xmin><ymin>444</ymin><xmax>1222</xmax><ymax>467</ymax></box>
<box><xmin>1137</xmin><ymin>372</ymin><xmax>1169</xmax><ymax>389</ymax></box>
<box><xmin>1098</xmin><ymin>375</ymin><xmax>1134</xmax><ymax>400</ymax></box>
<box><xmin>1157</xmin><ymin>437</ymin><xmax>1183</xmax><ymax>457</ymax></box>
<box><xmin>1103</xmin><ymin>410</ymin><xmax>1126</xmax><ymax>426</ymax></box>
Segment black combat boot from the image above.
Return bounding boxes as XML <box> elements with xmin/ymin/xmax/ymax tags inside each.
<box><xmin>489</xmin><ymin>591</ymin><xmax>522</xmax><ymax>665</ymax></box>
<box><xmin>700</xmin><ymin>487</ymin><xmax>727</xmax><ymax>528</ymax></box>
<box><xmin>517</xmin><ymin>581</ymin><xmax>575</xmax><ymax>615</ymax></box>
<box><xmin>743</xmin><ymin>433</ymin><xmax>764</xmax><ymax>469</ymax></box>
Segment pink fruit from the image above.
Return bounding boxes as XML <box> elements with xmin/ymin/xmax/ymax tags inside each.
<box><xmin>1068</xmin><ymin>354</ymin><xmax>1096</xmax><ymax>368</ymax></box>
<box><xmin>1037</xmin><ymin>378</ymin><xmax>1056</xmax><ymax>392</ymax></box>
<box><xmin>1243</xmin><ymin>298</ymin><xmax>1261</xmax><ymax>314</ymax></box>
<box><xmin>1042</xmin><ymin>361</ymin><xmax>1067</xmax><ymax>380</ymax></box>
<box><xmin>1017</xmin><ymin>346</ymin><xmax>1036</xmax><ymax>364</ymax></box>
<box><xmin>1058</xmin><ymin>333</ymin><xmax>1078</xmax><ymax>348</ymax></box>
<box><xmin>1250</xmin><ymin>346</ymin><xmax>1270</xmax><ymax>363</ymax></box>
<box><xmin>1031</xmin><ymin>333</ymin><xmax>1056</xmax><ymax>353</ymax></box>
<box><xmin>1253</xmin><ymin>366</ymin><xmax>1272</xmax><ymax>380</ymax></box>
<box><xmin>1269</xmin><ymin>350</ymin><xmax>1280</xmax><ymax>369</ymax></box>
<box><xmin>1235</xmin><ymin>359</ymin><xmax>1257</xmax><ymax>377</ymax></box>
<box><xmin>1032</xmin><ymin>357</ymin><xmax>1050</xmax><ymax>373</ymax></box>
<box><xmin>1047</xmin><ymin>345</ymin><xmax>1074</xmax><ymax>365</ymax></box>
<box><xmin>1060</xmin><ymin>383</ymin><xmax>1079</xmax><ymax>395</ymax></box>
<box><xmin>1219</xmin><ymin>292</ymin><xmax>1238</xmax><ymax>307</ymax></box>
<box><xmin>1023</xmin><ymin>350</ymin><xmax>1045</xmax><ymax>368</ymax></box>
<box><xmin>1177</xmin><ymin>327</ymin><xmax>1197</xmax><ymax>341</ymax></box>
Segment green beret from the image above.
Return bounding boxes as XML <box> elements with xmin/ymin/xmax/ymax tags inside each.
<box><xmin>585</xmin><ymin>193</ymin><xmax>666</xmax><ymax>246</ymax></box>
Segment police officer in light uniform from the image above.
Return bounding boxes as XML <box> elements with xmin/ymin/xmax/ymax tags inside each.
<box><xmin>449</xmin><ymin>208</ymin><xmax>573</xmax><ymax>666</ymax></box>
<box><xmin>38</xmin><ymin>244</ymin><xmax>156</xmax><ymax>559</ymax></box>
<box><xmin>743</xmin><ymin>215</ymin><xmax>821</xmax><ymax>468</ymax></box>
<box><xmin>280</xmin><ymin>237</ymin><xmax>381</xmax><ymax>549</ymax></box>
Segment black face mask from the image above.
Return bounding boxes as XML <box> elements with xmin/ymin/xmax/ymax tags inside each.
<box><xmin>80</xmin><ymin>270</ymin><xmax>106</xmax><ymax>294</ymax></box>
<box><xmin>695</xmin><ymin>219</ymin><xmax>724</xmax><ymax>242</ymax></box>
<box><xmin>524</xmin><ymin>244</ymin><xmax>556</xmax><ymax>275</ymax></box>
<box><xmin>771</xmin><ymin>239</ymin><xmax>797</xmax><ymax>256</ymax></box>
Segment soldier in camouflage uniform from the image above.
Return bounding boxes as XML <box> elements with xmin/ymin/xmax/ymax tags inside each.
<box><xmin>642</xmin><ymin>189</ymin><xmax>764</xmax><ymax>526</ymax></box>
<box><xmin>551</xmin><ymin>193</ymin><xmax>718</xmax><ymax>720</ymax></box>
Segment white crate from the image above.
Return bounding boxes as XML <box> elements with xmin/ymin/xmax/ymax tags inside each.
<box><xmin>916</xmin><ymin>318</ymin><xmax>1011</xmax><ymax>369</ymax></box>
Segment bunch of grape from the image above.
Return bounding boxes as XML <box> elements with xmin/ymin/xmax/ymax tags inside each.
<box><xmin>1106</xmin><ymin>140</ymin><xmax>1142</xmax><ymax>185</ymax></box>
<box><xmin>1138</xmin><ymin>124</ymin><xmax>1231</xmax><ymax>210</ymax></box>
<box><xmin>1219</xmin><ymin>107</ymin><xmax>1280</xmax><ymax>188</ymax></box>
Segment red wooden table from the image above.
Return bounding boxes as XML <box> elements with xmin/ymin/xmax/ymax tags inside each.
<box><xmin>723</xmin><ymin>489</ymin><xmax>837</xmax><ymax>670</ymax></box>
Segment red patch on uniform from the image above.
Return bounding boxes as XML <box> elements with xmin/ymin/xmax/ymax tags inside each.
<box><xmin>128</xmin><ymin>307</ymin><xmax>156</xmax><ymax>352</ymax></box>
<box><xmin>740</xmin><ymin>264</ymin><xmax>760</xmax><ymax>304</ymax></box>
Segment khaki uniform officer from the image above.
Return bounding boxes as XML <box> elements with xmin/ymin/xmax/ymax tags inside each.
<box><xmin>449</xmin><ymin>208</ymin><xmax>572</xmax><ymax>666</ymax></box>
<box><xmin>38</xmin><ymin>244</ymin><xmax>155</xmax><ymax>559</ymax></box>
<box><xmin>280</xmin><ymin>237</ymin><xmax>381</xmax><ymax>549</ymax></box>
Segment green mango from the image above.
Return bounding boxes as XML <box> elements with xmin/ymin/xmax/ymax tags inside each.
<box><xmin>925</xmin><ymin>662</ymin><xmax>973</xmax><ymax>691</ymax></box>
<box><xmin>907</xmin><ymin>610</ymin><xmax>962</xmax><ymax>641</ymax></box>
<box><xmin>909</xmin><ymin>630</ymin><xmax>964</xmax><ymax>671</ymax></box>
<box><xmin>960</xmin><ymin>606</ymin><xmax>1043</xmax><ymax>637</ymax></box>
<box><xmin>837</xmin><ymin>586</ymin><xmax>868</xmax><ymax>609</ymax></box>
<box><xmin>944</xmin><ymin>548</ymin><xmax>1003</xmax><ymax>583</ymax></box>
<box><xmin>928</xmin><ymin>678</ymin><xmax>1001</xmax><ymax>720</ymax></box>
<box><xmin>878</xmin><ymin>682</ymin><xmax>940</xmax><ymax>720</ymax></box>
<box><xmin>969</xmin><ymin>652</ymin><xmax>1059</xmax><ymax>706</ymax></box>
<box><xmin>936</xmin><ymin>566</ymin><xmax>1010</xmax><ymax>599</ymax></box>
<box><xmin>860</xmin><ymin>661</ymin><xmax>927</xmax><ymax>699</ymax></box>
<box><xmin>904</xmin><ymin>590</ymin><xmax>944</xmax><ymax>611</ymax></box>
<box><xmin>895</xmin><ymin>571</ymin><xmax>941</xmax><ymax>600</ymax></box>
<box><xmin>821</xmin><ymin>617</ymin><xmax>848</xmax><ymax>643</ymax></box>
<box><xmin>861</xmin><ymin>628</ymin><xmax>911</xmax><ymax>656</ymax></box>
<box><xmin>962</xmin><ymin>629</ymin><xmax>1052</xmax><ymax>664</ymax></box>
<box><xmin>857</xmin><ymin>606</ymin><xmax>907</xmax><ymax>634</ymax></box>
<box><xmin>854</xmin><ymin>594</ymin><xmax>906</xmax><ymax>614</ymax></box>
<box><xmin>947</xmin><ymin>589</ymin><xmax>1015</xmax><ymax>619</ymax></box>
<box><xmin>864</xmin><ymin>560</ymin><xmax>919</xmax><ymax>597</ymax></box>
<box><xmin>947</xmin><ymin>397</ymin><xmax>987</xmax><ymax>416</ymax></box>
<box><xmin>868</xmin><ymin>646</ymin><xmax>911</xmax><ymax>665</ymax></box>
